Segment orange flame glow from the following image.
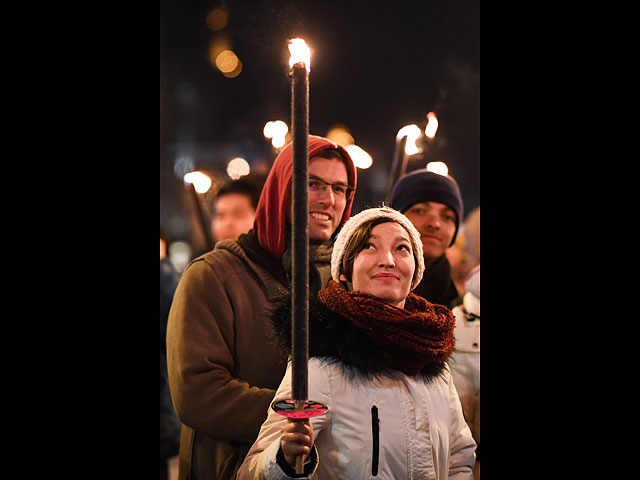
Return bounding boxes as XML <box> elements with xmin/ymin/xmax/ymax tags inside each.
<box><xmin>397</xmin><ymin>124</ymin><xmax>421</xmax><ymax>155</ymax></box>
<box><xmin>288</xmin><ymin>38</ymin><xmax>311</xmax><ymax>72</ymax></box>
<box><xmin>184</xmin><ymin>171</ymin><xmax>213</xmax><ymax>194</ymax></box>
<box><xmin>425</xmin><ymin>112</ymin><xmax>438</xmax><ymax>139</ymax></box>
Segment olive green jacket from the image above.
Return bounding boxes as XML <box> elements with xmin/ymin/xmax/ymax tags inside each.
<box><xmin>167</xmin><ymin>239</ymin><xmax>289</xmax><ymax>479</ymax></box>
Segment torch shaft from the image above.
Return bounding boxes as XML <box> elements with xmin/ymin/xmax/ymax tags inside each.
<box><xmin>189</xmin><ymin>183</ymin><xmax>214</xmax><ymax>252</ymax></box>
<box><xmin>290</xmin><ymin>64</ymin><xmax>309</xmax><ymax>403</ymax></box>
<box><xmin>386</xmin><ymin>135</ymin><xmax>408</xmax><ymax>202</ymax></box>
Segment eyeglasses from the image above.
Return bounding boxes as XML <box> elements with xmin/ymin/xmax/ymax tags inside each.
<box><xmin>308</xmin><ymin>178</ymin><xmax>354</xmax><ymax>198</ymax></box>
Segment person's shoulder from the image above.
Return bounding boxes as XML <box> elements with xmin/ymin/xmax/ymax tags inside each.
<box><xmin>192</xmin><ymin>240</ymin><xmax>247</xmax><ymax>269</ymax></box>
<box><xmin>177</xmin><ymin>242</ymin><xmax>247</xmax><ymax>284</ymax></box>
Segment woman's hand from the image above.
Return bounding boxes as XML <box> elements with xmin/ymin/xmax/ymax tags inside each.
<box><xmin>280</xmin><ymin>418</ymin><xmax>314</xmax><ymax>466</ymax></box>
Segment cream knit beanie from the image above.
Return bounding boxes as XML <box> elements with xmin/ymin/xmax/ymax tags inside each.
<box><xmin>331</xmin><ymin>206</ymin><xmax>425</xmax><ymax>291</ymax></box>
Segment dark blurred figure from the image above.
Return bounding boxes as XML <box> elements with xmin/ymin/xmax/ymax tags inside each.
<box><xmin>446</xmin><ymin>205</ymin><xmax>480</xmax><ymax>296</ymax></box>
<box><xmin>451</xmin><ymin>265</ymin><xmax>480</xmax><ymax>479</ymax></box>
<box><xmin>160</xmin><ymin>227</ymin><xmax>180</xmax><ymax>480</ymax></box>
<box><xmin>210</xmin><ymin>176</ymin><xmax>263</xmax><ymax>243</ymax></box>
<box><xmin>389</xmin><ymin>169</ymin><xmax>464</xmax><ymax>308</ymax></box>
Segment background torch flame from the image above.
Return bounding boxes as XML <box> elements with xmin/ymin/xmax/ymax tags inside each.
<box><xmin>425</xmin><ymin>112</ymin><xmax>438</xmax><ymax>139</ymax></box>
<box><xmin>288</xmin><ymin>38</ymin><xmax>311</xmax><ymax>72</ymax></box>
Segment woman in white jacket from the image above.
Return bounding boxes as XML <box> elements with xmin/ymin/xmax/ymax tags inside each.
<box><xmin>237</xmin><ymin>207</ymin><xmax>476</xmax><ymax>479</ymax></box>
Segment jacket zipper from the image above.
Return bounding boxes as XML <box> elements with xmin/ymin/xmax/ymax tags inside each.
<box><xmin>371</xmin><ymin>405</ymin><xmax>379</xmax><ymax>476</ymax></box>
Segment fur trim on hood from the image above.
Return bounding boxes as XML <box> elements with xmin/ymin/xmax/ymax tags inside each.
<box><xmin>269</xmin><ymin>293</ymin><xmax>449</xmax><ymax>382</ymax></box>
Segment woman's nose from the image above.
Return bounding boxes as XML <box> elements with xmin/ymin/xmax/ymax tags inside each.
<box><xmin>377</xmin><ymin>249</ymin><xmax>395</xmax><ymax>267</ymax></box>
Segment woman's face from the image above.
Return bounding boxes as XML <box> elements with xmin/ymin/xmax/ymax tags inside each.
<box><xmin>343</xmin><ymin>222</ymin><xmax>416</xmax><ymax>308</ymax></box>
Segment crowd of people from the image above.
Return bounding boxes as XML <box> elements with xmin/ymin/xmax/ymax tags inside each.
<box><xmin>160</xmin><ymin>135</ymin><xmax>480</xmax><ymax>479</ymax></box>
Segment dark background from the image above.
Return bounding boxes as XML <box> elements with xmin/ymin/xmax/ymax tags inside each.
<box><xmin>160</xmin><ymin>0</ymin><xmax>479</xmax><ymax>249</ymax></box>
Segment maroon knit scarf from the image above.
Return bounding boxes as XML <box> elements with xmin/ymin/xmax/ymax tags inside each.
<box><xmin>317</xmin><ymin>280</ymin><xmax>455</xmax><ymax>377</ymax></box>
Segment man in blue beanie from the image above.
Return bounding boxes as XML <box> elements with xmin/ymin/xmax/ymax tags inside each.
<box><xmin>389</xmin><ymin>169</ymin><xmax>464</xmax><ymax>308</ymax></box>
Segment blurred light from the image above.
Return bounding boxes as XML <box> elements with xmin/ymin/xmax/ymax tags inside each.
<box><xmin>264</xmin><ymin>120</ymin><xmax>288</xmax><ymax>148</ymax></box>
<box><xmin>396</xmin><ymin>124</ymin><xmax>421</xmax><ymax>155</ymax></box>
<box><xmin>216</xmin><ymin>50</ymin><xmax>239</xmax><ymax>73</ymax></box>
<box><xmin>227</xmin><ymin>157</ymin><xmax>250</xmax><ymax>180</ymax></box>
<box><xmin>326</xmin><ymin>125</ymin><xmax>354</xmax><ymax>146</ymax></box>
<box><xmin>262</xmin><ymin>120</ymin><xmax>289</xmax><ymax>138</ymax></box>
<box><xmin>184</xmin><ymin>171</ymin><xmax>213</xmax><ymax>193</ymax></box>
<box><xmin>271</xmin><ymin>135</ymin><xmax>286</xmax><ymax>148</ymax></box>
<box><xmin>425</xmin><ymin>112</ymin><xmax>439</xmax><ymax>139</ymax></box>
<box><xmin>288</xmin><ymin>38</ymin><xmax>311</xmax><ymax>72</ymax></box>
<box><xmin>207</xmin><ymin>34</ymin><xmax>231</xmax><ymax>68</ymax></box>
<box><xmin>426</xmin><ymin>161</ymin><xmax>449</xmax><ymax>176</ymax></box>
<box><xmin>263</xmin><ymin>121</ymin><xmax>275</xmax><ymax>138</ymax></box>
<box><xmin>345</xmin><ymin>144</ymin><xmax>373</xmax><ymax>169</ymax></box>
<box><xmin>168</xmin><ymin>241</ymin><xmax>192</xmax><ymax>274</ymax></box>
<box><xmin>271</xmin><ymin>120</ymin><xmax>288</xmax><ymax>137</ymax></box>
<box><xmin>222</xmin><ymin>60</ymin><xmax>242</xmax><ymax>78</ymax></box>
<box><xmin>205</xmin><ymin>7</ymin><xmax>228</xmax><ymax>31</ymax></box>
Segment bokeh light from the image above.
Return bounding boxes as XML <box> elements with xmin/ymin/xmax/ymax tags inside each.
<box><xmin>425</xmin><ymin>112</ymin><xmax>439</xmax><ymax>139</ymax></box>
<box><xmin>345</xmin><ymin>144</ymin><xmax>373</xmax><ymax>169</ymax></box>
<box><xmin>205</xmin><ymin>6</ymin><xmax>228</xmax><ymax>31</ymax></box>
<box><xmin>184</xmin><ymin>171</ymin><xmax>213</xmax><ymax>193</ymax></box>
<box><xmin>396</xmin><ymin>124</ymin><xmax>421</xmax><ymax>155</ymax></box>
<box><xmin>326</xmin><ymin>125</ymin><xmax>354</xmax><ymax>146</ymax></box>
<box><xmin>226</xmin><ymin>157</ymin><xmax>250</xmax><ymax>180</ymax></box>
<box><xmin>264</xmin><ymin>120</ymin><xmax>288</xmax><ymax>148</ymax></box>
<box><xmin>426</xmin><ymin>161</ymin><xmax>449</xmax><ymax>176</ymax></box>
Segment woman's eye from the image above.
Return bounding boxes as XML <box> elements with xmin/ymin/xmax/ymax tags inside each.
<box><xmin>397</xmin><ymin>244</ymin><xmax>411</xmax><ymax>252</ymax></box>
<box><xmin>362</xmin><ymin>242</ymin><xmax>374</xmax><ymax>250</ymax></box>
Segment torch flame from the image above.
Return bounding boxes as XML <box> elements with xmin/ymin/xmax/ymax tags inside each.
<box><xmin>288</xmin><ymin>38</ymin><xmax>311</xmax><ymax>72</ymax></box>
<box><xmin>184</xmin><ymin>171</ymin><xmax>213</xmax><ymax>194</ymax></box>
<box><xmin>426</xmin><ymin>161</ymin><xmax>448</xmax><ymax>176</ymax></box>
<box><xmin>425</xmin><ymin>112</ymin><xmax>438</xmax><ymax>139</ymax></box>
<box><xmin>397</xmin><ymin>124</ymin><xmax>421</xmax><ymax>155</ymax></box>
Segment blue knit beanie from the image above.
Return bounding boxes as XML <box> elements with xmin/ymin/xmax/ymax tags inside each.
<box><xmin>389</xmin><ymin>169</ymin><xmax>463</xmax><ymax>246</ymax></box>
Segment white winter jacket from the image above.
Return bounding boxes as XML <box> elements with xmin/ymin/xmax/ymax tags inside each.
<box><xmin>237</xmin><ymin>357</ymin><xmax>476</xmax><ymax>479</ymax></box>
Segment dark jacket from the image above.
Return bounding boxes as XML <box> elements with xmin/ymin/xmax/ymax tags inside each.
<box><xmin>160</xmin><ymin>259</ymin><xmax>181</xmax><ymax>461</ymax></box>
<box><xmin>413</xmin><ymin>254</ymin><xmax>461</xmax><ymax>309</ymax></box>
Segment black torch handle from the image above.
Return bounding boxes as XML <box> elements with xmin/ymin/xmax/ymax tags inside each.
<box><xmin>386</xmin><ymin>135</ymin><xmax>408</xmax><ymax>202</ymax></box>
<box><xmin>189</xmin><ymin>182</ymin><xmax>214</xmax><ymax>252</ymax></box>
<box><xmin>290</xmin><ymin>63</ymin><xmax>309</xmax><ymax>404</ymax></box>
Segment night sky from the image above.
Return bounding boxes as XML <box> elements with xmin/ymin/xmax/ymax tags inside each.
<box><xmin>160</xmin><ymin>0</ymin><xmax>479</xmax><ymax>243</ymax></box>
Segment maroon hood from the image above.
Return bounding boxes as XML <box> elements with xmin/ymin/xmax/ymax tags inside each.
<box><xmin>253</xmin><ymin>135</ymin><xmax>358</xmax><ymax>261</ymax></box>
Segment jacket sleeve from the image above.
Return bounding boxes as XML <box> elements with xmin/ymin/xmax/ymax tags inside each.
<box><xmin>237</xmin><ymin>360</ymin><xmax>330</xmax><ymax>479</ymax></box>
<box><xmin>447</xmin><ymin>371</ymin><xmax>477</xmax><ymax>479</ymax></box>
<box><xmin>166</xmin><ymin>258</ymin><xmax>277</xmax><ymax>443</ymax></box>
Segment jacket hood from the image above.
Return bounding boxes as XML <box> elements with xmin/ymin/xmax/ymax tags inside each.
<box><xmin>269</xmin><ymin>294</ymin><xmax>448</xmax><ymax>382</ymax></box>
<box><xmin>253</xmin><ymin>135</ymin><xmax>358</xmax><ymax>263</ymax></box>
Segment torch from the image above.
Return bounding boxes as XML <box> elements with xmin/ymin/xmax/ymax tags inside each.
<box><xmin>184</xmin><ymin>171</ymin><xmax>214</xmax><ymax>252</ymax></box>
<box><xmin>271</xmin><ymin>37</ymin><xmax>328</xmax><ymax>475</ymax></box>
<box><xmin>288</xmin><ymin>37</ymin><xmax>310</xmax><ymax>408</ymax></box>
<box><xmin>386</xmin><ymin>124</ymin><xmax>421</xmax><ymax>201</ymax></box>
<box><xmin>386</xmin><ymin>112</ymin><xmax>439</xmax><ymax>201</ymax></box>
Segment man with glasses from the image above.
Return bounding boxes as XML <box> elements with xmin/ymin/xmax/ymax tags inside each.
<box><xmin>166</xmin><ymin>136</ymin><xmax>357</xmax><ymax>480</ymax></box>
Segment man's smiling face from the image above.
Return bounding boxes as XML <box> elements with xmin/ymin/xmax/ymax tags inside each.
<box><xmin>306</xmin><ymin>156</ymin><xmax>350</xmax><ymax>242</ymax></box>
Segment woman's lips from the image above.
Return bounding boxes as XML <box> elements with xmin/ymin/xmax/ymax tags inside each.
<box><xmin>372</xmin><ymin>273</ymin><xmax>399</xmax><ymax>281</ymax></box>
